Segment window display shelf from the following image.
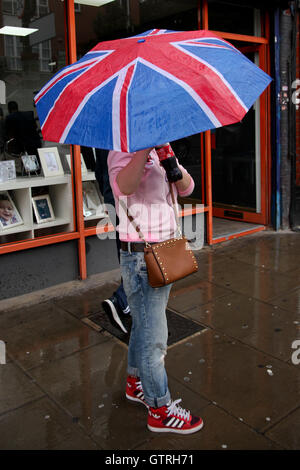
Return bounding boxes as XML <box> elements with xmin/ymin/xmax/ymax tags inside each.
<box><xmin>0</xmin><ymin>224</ymin><xmax>33</xmax><ymax>236</ymax></box>
<box><xmin>0</xmin><ymin>175</ymin><xmax>71</xmax><ymax>191</ymax></box>
<box><xmin>84</xmin><ymin>213</ymin><xmax>108</xmax><ymax>221</ymax></box>
<box><xmin>0</xmin><ymin>175</ymin><xmax>74</xmax><ymax>241</ymax></box>
<box><xmin>82</xmin><ymin>171</ymin><xmax>96</xmax><ymax>182</ymax></box>
<box><xmin>33</xmin><ymin>216</ymin><xmax>72</xmax><ymax>230</ymax></box>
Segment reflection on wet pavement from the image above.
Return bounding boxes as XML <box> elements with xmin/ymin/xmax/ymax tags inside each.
<box><xmin>0</xmin><ymin>231</ymin><xmax>299</xmax><ymax>449</ymax></box>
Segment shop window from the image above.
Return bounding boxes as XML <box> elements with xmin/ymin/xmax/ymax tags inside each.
<box><xmin>32</xmin><ymin>40</ymin><xmax>52</xmax><ymax>72</ymax></box>
<box><xmin>4</xmin><ymin>35</ymin><xmax>23</xmax><ymax>71</ymax></box>
<box><xmin>207</xmin><ymin>0</ymin><xmax>260</xmax><ymax>36</ymax></box>
<box><xmin>35</xmin><ymin>0</ymin><xmax>49</xmax><ymax>18</ymax></box>
<box><xmin>0</xmin><ymin>0</ymin><xmax>77</xmax><ymax>247</ymax></box>
<box><xmin>2</xmin><ymin>0</ymin><xmax>19</xmax><ymax>16</ymax></box>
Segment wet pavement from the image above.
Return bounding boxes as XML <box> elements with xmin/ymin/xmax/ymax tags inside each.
<box><xmin>0</xmin><ymin>230</ymin><xmax>299</xmax><ymax>450</ymax></box>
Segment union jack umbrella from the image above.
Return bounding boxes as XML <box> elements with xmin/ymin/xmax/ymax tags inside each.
<box><xmin>34</xmin><ymin>29</ymin><xmax>272</xmax><ymax>152</ymax></box>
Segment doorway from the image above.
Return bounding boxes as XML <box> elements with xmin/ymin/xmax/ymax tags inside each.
<box><xmin>211</xmin><ymin>43</ymin><xmax>269</xmax><ymax>239</ymax></box>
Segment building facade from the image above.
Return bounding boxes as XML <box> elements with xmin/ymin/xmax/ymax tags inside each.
<box><xmin>0</xmin><ymin>0</ymin><xmax>299</xmax><ymax>300</ymax></box>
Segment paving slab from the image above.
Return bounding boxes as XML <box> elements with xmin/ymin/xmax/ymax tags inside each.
<box><xmin>0</xmin><ymin>397</ymin><xmax>99</xmax><ymax>450</ymax></box>
<box><xmin>182</xmin><ymin>292</ymin><xmax>300</xmax><ymax>361</ymax></box>
<box><xmin>0</xmin><ymin>362</ymin><xmax>44</xmax><ymax>416</ymax></box>
<box><xmin>54</xmin><ymin>281</ymin><xmax>119</xmax><ymax>318</ymax></box>
<box><xmin>0</xmin><ymin>301</ymin><xmax>109</xmax><ymax>370</ymax></box>
<box><xmin>195</xmin><ymin>257</ymin><xmax>300</xmax><ymax>302</ymax></box>
<box><xmin>268</xmin><ymin>287</ymin><xmax>300</xmax><ymax>315</ymax></box>
<box><xmin>28</xmin><ymin>337</ymin><xmax>210</xmax><ymax>450</ymax></box>
<box><xmin>168</xmin><ymin>275</ymin><xmax>230</xmax><ymax>313</ymax></box>
<box><xmin>28</xmin><ymin>340</ymin><xmax>150</xmax><ymax>450</ymax></box>
<box><xmin>165</xmin><ymin>329</ymin><xmax>300</xmax><ymax>432</ymax></box>
<box><xmin>215</xmin><ymin>237</ymin><xmax>300</xmax><ymax>275</ymax></box>
<box><xmin>265</xmin><ymin>406</ymin><xmax>300</xmax><ymax>450</ymax></box>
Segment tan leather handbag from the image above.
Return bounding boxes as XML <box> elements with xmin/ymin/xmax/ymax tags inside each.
<box><xmin>120</xmin><ymin>183</ymin><xmax>198</xmax><ymax>287</ymax></box>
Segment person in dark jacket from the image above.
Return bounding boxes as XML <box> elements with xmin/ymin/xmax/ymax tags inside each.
<box><xmin>95</xmin><ymin>148</ymin><xmax>130</xmax><ymax>334</ymax></box>
<box><xmin>4</xmin><ymin>101</ymin><xmax>41</xmax><ymax>156</ymax></box>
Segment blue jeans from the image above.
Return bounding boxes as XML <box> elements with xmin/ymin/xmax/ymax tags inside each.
<box><xmin>120</xmin><ymin>249</ymin><xmax>172</xmax><ymax>408</ymax></box>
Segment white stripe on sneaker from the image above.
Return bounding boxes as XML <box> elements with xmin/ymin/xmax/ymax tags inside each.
<box><xmin>172</xmin><ymin>419</ymin><xmax>181</xmax><ymax>428</ymax></box>
<box><xmin>104</xmin><ymin>299</ymin><xmax>127</xmax><ymax>333</ymax></box>
<box><xmin>166</xmin><ymin>417</ymin><xmax>175</xmax><ymax>426</ymax></box>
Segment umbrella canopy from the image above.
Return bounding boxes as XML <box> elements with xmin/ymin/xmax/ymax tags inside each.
<box><xmin>34</xmin><ymin>29</ymin><xmax>271</xmax><ymax>152</ymax></box>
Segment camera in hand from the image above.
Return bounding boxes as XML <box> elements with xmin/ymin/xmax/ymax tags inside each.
<box><xmin>155</xmin><ymin>143</ymin><xmax>183</xmax><ymax>182</ymax></box>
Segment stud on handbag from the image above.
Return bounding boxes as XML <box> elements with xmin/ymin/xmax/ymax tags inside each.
<box><xmin>120</xmin><ymin>183</ymin><xmax>198</xmax><ymax>287</ymax></box>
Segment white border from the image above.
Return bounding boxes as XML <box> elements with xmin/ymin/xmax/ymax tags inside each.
<box><xmin>32</xmin><ymin>194</ymin><xmax>55</xmax><ymax>224</ymax></box>
<box><xmin>0</xmin><ymin>190</ymin><xmax>23</xmax><ymax>230</ymax></box>
<box><xmin>38</xmin><ymin>147</ymin><xmax>64</xmax><ymax>178</ymax></box>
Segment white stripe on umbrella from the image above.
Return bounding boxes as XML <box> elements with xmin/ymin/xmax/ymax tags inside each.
<box><xmin>35</xmin><ymin>51</ymin><xmax>113</xmax><ymax>103</ymax></box>
<box><xmin>112</xmin><ymin>67</ymin><xmax>127</xmax><ymax>150</ymax></box>
<box><xmin>40</xmin><ymin>52</ymin><xmax>114</xmax><ymax>134</ymax></box>
<box><xmin>112</xmin><ymin>62</ymin><xmax>137</xmax><ymax>151</ymax></box>
<box><xmin>60</xmin><ymin>60</ymin><xmax>137</xmax><ymax>146</ymax></box>
<box><xmin>138</xmin><ymin>57</ymin><xmax>222</xmax><ymax>128</ymax></box>
<box><xmin>172</xmin><ymin>41</ymin><xmax>248</xmax><ymax>112</ymax></box>
<box><xmin>148</xmin><ymin>29</ymin><xmax>167</xmax><ymax>35</ymax></box>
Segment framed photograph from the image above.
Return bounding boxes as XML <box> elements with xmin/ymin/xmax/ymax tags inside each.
<box><xmin>21</xmin><ymin>154</ymin><xmax>40</xmax><ymax>174</ymax></box>
<box><xmin>0</xmin><ymin>160</ymin><xmax>16</xmax><ymax>183</ymax></box>
<box><xmin>65</xmin><ymin>153</ymin><xmax>88</xmax><ymax>174</ymax></box>
<box><xmin>38</xmin><ymin>147</ymin><xmax>64</xmax><ymax>178</ymax></box>
<box><xmin>0</xmin><ymin>190</ymin><xmax>23</xmax><ymax>230</ymax></box>
<box><xmin>82</xmin><ymin>181</ymin><xmax>107</xmax><ymax>218</ymax></box>
<box><xmin>32</xmin><ymin>194</ymin><xmax>55</xmax><ymax>224</ymax></box>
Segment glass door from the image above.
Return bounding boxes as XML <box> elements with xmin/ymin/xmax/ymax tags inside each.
<box><xmin>211</xmin><ymin>44</ymin><xmax>268</xmax><ymax>224</ymax></box>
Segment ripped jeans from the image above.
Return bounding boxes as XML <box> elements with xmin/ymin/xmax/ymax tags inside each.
<box><xmin>120</xmin><ymin>249</ymin><xmax>172</xmax><ymax>408</ymax></box>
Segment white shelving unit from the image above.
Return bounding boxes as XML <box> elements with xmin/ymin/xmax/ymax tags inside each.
<box><xmin>0</xmin><ymin>174</ymin><xmax>74</xmax><ymax>241</ymax></box>
<box><xmin>82</xmin><ymin>171</ymin><xmax>96</xmax><ymax>182</ymax></box>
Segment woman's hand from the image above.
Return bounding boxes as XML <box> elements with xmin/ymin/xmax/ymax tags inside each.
<box><xmin>116</xmin><ymin>148</ymin><xmax>153</xmax><ymax>195</ymax></box>
<box><xmin>174</xmin><ymin>170</ymin><xmax>192</xmax><ymax>194</ymax></box>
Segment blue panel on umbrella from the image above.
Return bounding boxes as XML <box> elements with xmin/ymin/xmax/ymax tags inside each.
<box><xmin>127</xmin><ymin>61</ymin><xmax>217</xmax><ymax>151</ymax></box>
<box><xmin>36</xmin><ymin>67</ymin><xmax>89</xmax><ymax>126</ymax></box>
<box><xmin>64</xmin><ymin>76</ymin><xmax>117</xmax><ymax>149</ymax></box>
<box><xmin>181</xmin><ymin>44</ymin><xmax>272</xmax><ymax>109</ymax></box>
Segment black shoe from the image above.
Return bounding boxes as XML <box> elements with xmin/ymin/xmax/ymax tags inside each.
<box><xmin>102</xmin><ymin>296</ymin><xmax>128</xmax><ymax>333</ymax></box>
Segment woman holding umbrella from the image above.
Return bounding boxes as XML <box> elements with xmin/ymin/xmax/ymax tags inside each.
<box><xmin>108</xmin><ymin>143</ymin><xmax>204</xmax><ymax>434</ymax></box>
<box><xmin>34</xmin><ymin>27</ymin><xmax>271</xmax><ymax>434</ymax></box>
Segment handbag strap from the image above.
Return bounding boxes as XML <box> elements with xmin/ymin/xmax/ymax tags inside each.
<box><xmin>168</xmin><ymin>182</ymin><xmax>182</xmax><ymax>237</ymax></box>
<box><xmin>119</xmin><ymin>197</ymin><xmax>150</xmax><ymax>246</ymax></box>
<box><xmin>119</xmin><ymin>182</ymin><xmax>182</xmax><ymax>245</ymax></box>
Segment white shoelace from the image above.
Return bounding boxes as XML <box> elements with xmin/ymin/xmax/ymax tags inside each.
<box><xmin>167</xmin><ymin>399</ymin><xmax>190</xmax><ymax>421</ymax></box>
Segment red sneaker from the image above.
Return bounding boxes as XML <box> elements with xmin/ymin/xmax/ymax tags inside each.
<box><xmin>147</xmin><ymin>399</ymin><xmax>204</xmax><ymax>434</ymax></box>
<box><xmin>126</xmin><ymin>376</ymin><xmax>149</xmax><ymax>408</ymax></box>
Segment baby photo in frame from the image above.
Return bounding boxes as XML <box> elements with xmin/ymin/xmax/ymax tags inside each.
<box><xmin>38</xmin><ymin>147</ymin><xmax>64</xmax><ymax>178</ymax></box>
<box><xmin>0</xmin><ymin>190</ymin><xmax>23</xmax><ymax>230</ymax></box>
<box><xmin>32</xmin><ymin>194</ymin><xmax>55</xmax><ymax>224</ymax></box>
